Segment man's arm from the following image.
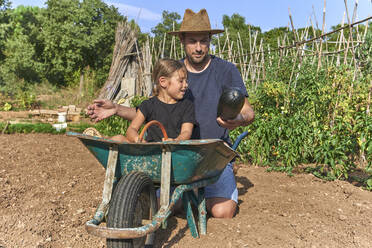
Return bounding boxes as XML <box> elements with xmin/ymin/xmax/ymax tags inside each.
<box><xmin>115</xmin><ymin>104</ymin><xmax>137</xmax><ymax>121</ymax></box>
<box><xmin>87</xmin><ymin>99</ymin><xmax>137</xmax><ymax>122</ymax></box>
<box><xmin>217</xmin><ymin>98</ymin><xmax>255</xmax><ymax>130</ymax></box>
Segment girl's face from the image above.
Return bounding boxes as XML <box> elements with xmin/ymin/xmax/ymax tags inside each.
<box><xmin>161</xmin><ymin>69</ymin><xmax>188</xmax><ymax>102</ymax></box>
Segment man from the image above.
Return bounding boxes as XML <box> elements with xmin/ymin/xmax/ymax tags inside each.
<box><xmin>87</xmin><ymin>9</ymin><xmax>254</xmax><ymax>218</ymax></box>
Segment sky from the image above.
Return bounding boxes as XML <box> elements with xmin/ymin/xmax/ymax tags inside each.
<box><xmin>10</xmin><ymin>0</ymin><xmax>372</xmax><ymax>33</ymax></box>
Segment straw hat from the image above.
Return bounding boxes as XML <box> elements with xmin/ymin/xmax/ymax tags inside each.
<box><xmin>168</xmin><ymin>9</ymin><xmax>224</xmax><ymax>35</ymax></box>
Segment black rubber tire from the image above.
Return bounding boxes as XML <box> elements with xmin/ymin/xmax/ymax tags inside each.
<box><xmin>106</xmin><ymin>172</ymin><xmax>157</xmax><ymax>248</ymax></box>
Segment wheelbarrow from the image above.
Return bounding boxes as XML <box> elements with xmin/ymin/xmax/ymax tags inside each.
<box><xmin>67</xmin><ymin>120</ymin><xmax>248</xmax><ymax>248</ymax></box>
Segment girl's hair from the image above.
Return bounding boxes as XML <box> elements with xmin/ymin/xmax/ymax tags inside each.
<box><xmin>152</xmin><ymin>58</ymin><xmax>187</xmax><ymax>96</ymax></box>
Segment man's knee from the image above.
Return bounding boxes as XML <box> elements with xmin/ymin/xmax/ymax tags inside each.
<box><xmin>207</xmin><ymin>198</ymin><xmax>237</xmax><ymax>219</ymax></box>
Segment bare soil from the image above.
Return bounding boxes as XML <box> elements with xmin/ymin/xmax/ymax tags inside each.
<box><xmin>1</xmin><ymin>134</ymin><xmax>371</xmax><ymax>248</ymax></box>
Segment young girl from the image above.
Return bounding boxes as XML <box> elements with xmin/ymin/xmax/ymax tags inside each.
<box><xmin>93</xmin><ymin>58</ymin><xmax>196</xmax><ymax>143</ymax></box>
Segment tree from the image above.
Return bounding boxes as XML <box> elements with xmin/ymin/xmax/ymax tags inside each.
<box><xmin>0</xmin><ymin>5</ymin><xmax>45</xmax><ymax>89</ymax></box>
<box><xmin>41</xmin><ymin>0</ymin><xmax>125</xmax><ymax>86</ymax></box>
<box><xmin>0</xmin><ymin>0</ymin><xmax>11</xmax><ymax>62</ymax></box>
<box><xmin>212</xmin><ymin>13</ymin><xmax>262</xmax><ymax>56</ymax></box>
<box><xmin>151</xmin><ymin>10</ymin><xmax>181</xmax><ymax>59</ymax></box>
<box><xmin>262</xmin><ymin>27</ymin><xmax>295</xmax><ymax>50</ymax></box>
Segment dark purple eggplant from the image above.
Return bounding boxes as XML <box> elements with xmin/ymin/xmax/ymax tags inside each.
<box><xmin>217</xmin><ymin>88</ymin><xmax>245</xmax><ymax>121</ymax></box>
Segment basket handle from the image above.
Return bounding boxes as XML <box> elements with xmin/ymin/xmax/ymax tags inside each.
<box><xmin>139</xmin><ymin>120</ymin><xmax>168</xmax><ymax>142</ymax></box>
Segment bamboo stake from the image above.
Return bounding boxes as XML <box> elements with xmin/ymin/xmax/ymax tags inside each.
<box><xmin>161</xmin><ymin>32</ymin><xmax>166</xmax><ymax>58</ymax></box>
<box><xmin>367</xmin><ymin>79</ymin><xmax>372</xmax><ymax>116</ymax></box>
<box><xmin>317</xmin><ymin>0</ymin><xmax>326</xmax><ymax>71</ymax></box>
<box><xmin>343</xmin><ymin>0</ymin><xmax>358</xmax><ymax>98</ymax></box>
<box><xmin>336</xmin><ymin>12</ymin><xmax>346</xmax><ymax>66</ymax></box>
<box><xmin>330</xmin><ymin>32</ymin><xmax>340</xmax><ymax>65</ymax></box>
<box><xmin>224</xmin><ymin>32</ymin><xmax>230</xmax><ymax>56</ymax></box>
<box><xmin>250</xmin><ymin>31</ymin><xmax>258</xmax><ymax>87</ymax></box>
<box><xmin>260</xmin><ymin>39</ymin><xmax>266</xmax><ymax>82</ymax></box>
<box><xmin>267</xmin><ymin>44</ymin><xmax>272</xmax><ymax>67</ymax></box>
<box><xmin>294</xmin><ymin>25</ymin><xmax>310</xmax><ymax>89</ymax></box>
<box><xmin>217</xmin><ymin>33</ymin><xmax>222</xmax><ymax>59</ymax></box>
<box><xmin>288</xmin><ymin>7</ymin><xmax>300</xmax><ymax>87</ymax></box>
<box><xmin>237</xmin><ymin>32</ymin><xmax>247</xmax><ymax>80</ymax></box>
<box><xmin>277</xmin><ymin>37</ymin><xmax>283</xmax><ymax>71</ymax></box>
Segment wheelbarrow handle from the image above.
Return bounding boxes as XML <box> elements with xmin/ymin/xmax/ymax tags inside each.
<box><xmin>232</xmin><ymin>131</ymin><xmax>249</xmax><ymax>151</ymax></box>
<box><xmin>139</xmin><ymin>120</ymin><xmax>168</xmax><ymax>142</ymax></box>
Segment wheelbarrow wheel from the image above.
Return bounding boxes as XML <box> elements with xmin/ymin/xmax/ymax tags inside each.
<box><xmin>107</xmin><ymin>172</ymin><xmax>157</xmax><ymax>248</ymax></box>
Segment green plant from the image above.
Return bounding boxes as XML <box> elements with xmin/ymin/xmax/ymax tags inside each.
<box><xmin>366</xmin><ymin>178</ymin><xmax>372</xmax><ymax>191</ymax></box>
<box><xmin>130</xmin><ymin>95</ymin><xmax>148</xmax><ymax>108</ymax></box>
<box><xmin>0</xmin><ymin>122</ymin><xmax>64</xmax><ymax>134</ymax></box>
<box><xmin>15</xmin><ymin>90</ymin><xmax>38</xmax><ymax>110</ymax></box>
<box><xmin>95</xmin><ymin>115</ymin><xmax>130</xmax><ymax>137</ymax></box>
<box><xmin>236</xmin><ymin>57</ymin><xmax>371</xmax><ymax>181</ymax></box>
<box><xmin>2</xmin><ymin>102</ymin><xmax>11</xmax><ymax>111</ymax></box>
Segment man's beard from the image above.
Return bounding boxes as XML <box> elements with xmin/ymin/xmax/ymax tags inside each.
<box><xmin>187</xmin><ymin>52</ymin><xmax>208</xmax><ymax>66</ymax></box>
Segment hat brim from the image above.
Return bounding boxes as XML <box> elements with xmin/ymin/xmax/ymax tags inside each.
<box><xmin>168</xmin><ymin>29</ymin><xmax>224</xmax><ymax>35</ymax></box>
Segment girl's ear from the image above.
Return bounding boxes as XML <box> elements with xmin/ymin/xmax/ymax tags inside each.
<box><xmin>159</xmin><ymin>76</ymin><xmax>168</xmax><ymax>88</ymax></box>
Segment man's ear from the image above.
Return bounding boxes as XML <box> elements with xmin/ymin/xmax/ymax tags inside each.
<box><xmin>178</xmin><ymin>33</ymin><xmax>185</xmax><ymax>44</ymax></box>
<box><xmin>159</xmin><ymin>76</ymin><xmax>168</xmax><ymax>88</ymax></box>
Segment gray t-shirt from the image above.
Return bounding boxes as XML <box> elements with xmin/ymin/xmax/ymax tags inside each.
<box><xmin>184</xmin><ymin>55</ymin><xmax>248</xmax><ymax>144</ymax></box>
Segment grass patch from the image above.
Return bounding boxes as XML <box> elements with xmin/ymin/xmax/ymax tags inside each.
<box><xmin>0</xmin><ymin>122</ymin><xmax>64</xmax><ymax>134</ymax></box>
<box><xmin>0</xmin><ymin>122</ymin><xmax>97</xmax><ymax>135</ymax></box>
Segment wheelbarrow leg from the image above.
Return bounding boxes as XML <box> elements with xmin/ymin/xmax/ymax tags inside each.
<box><xmin>182</xmin><ymin>191</ymin><xmax>199</xmax><ymax>238</ymax></box>
<box><xmin>160</xmin><ymin>145</ymin><xmax>171</xmax><ymax>229</ymax></box>
<box><xmin>92</xmin><ymin>144</ymin><xmax>118</xmax><ymax>223</ymax></box>
<box><xmin>184</xmin><ymin>188</ymin><xmax>207</xmax><ymax>236</ymax></box>
<box><xmin>197</xmin><ymin>188</ymin><xmax>207</xmax><ymax>235</ymax></box>
<box><xmin>184</xmin><ymin>187</ymin><xmax>206</xmax><ymax>236</ymax></box>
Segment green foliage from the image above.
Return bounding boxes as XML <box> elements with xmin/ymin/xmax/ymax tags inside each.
<box><xmin>0</xmin><ymin>6</ymin><xmax>44</xmax><ymax>87</ymax></box>
<box><xmin>67</xmin><ymin>122</ymin><xmax>94</xmax><ymax>133</ymax></box>
<box><xmin>0</xmin><ymin>0</ymin><xmax>125</xmax><ymax>94</ymax></box>
<box><xmin>0</xmin><ymin>122</ymin><xmax>64</xmax><ymax>134</ymax></box>
<box><xmin>0</xmin><ymin>122</ymin><xmax>98</xmax><ymax>134</ymax></box>
<box><xmin>262</xmin><ymin>27</ymin><xmax>294</xmax><ymax>50</ymax></box>
<box><xmin>366</xmin><ymin>178</ymin><xmax>372</xmax><ymax>191</ymax></box>
<box><xmin>151</xmin><ymin>10</ymin><xmax>181</xmax><ymax>58</ymax></box>
<box><xmin>41</xmin><ymin>0</ymin><xmax>124</xmax><ymax>86</ymax></box>
<box><xmin>130</xmin><ymin>95</ymin><xmax>148</xmax><ymax>108</ymax></box>
<box><xmin>94</xmin><ymin>96</ymin><xmax>148</xmax><ymax>136</ymax></box>
<box><xmin>16</xmin><ymin>90</ymin><xmax>39</xmax><ymax>109</ymax></box>
<box><xmin>94</xmin><ymin>115</ymin><xmax>130</xmax><ymax>137</ymax></box>
<box><xmin>0</xmin><ymin>0</ymin><xmax>11</xmax><ymax>17</ymax></box>
<box><xmin>304</xmin><ymin>166</ymin><xmax>337</xmax><ymax>181</ymax></box>
<box><xmin>0</xmin><ymin>0</ymin><xmax>11</xmax><ymax>60</ymax></box>
<box><xmin>233</xmin><ymin>58</ymin><xmax>371</xmax><ymax>179</ymax></box>
<box><xmin>2</xmin><ymin>102</ymin><xmax>11</xmax><ymax>111</ymax></box>
<box><xmin>213</xmin><ymin>13</ymin><xmax>261</xmax><ymax>55</ymax></box>
<box><xmin>356</xmin><ymin>27</ymin><xmax>372</xmax><ymax>78</ymax></box>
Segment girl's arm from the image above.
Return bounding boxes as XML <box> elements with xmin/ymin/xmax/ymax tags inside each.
<box><xmin>126</xmin><ymin>110</ymin><xmax>146</xmax><ymax>142</ymax></box>
<box><xmin>174</xmin><ymin>122</ymin><xmax>194</xmax><ymax>141</ymax></box>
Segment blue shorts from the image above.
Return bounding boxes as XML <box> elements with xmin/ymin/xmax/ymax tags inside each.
<box><xmin>156</xmin><ymin>163</ymin><xmax>238</xmax><ymax>203</ymax></box>
<box><xmin>205</xmin><ymin>163</ymin><xmax>238</xmax><ymax>203</ymax></box>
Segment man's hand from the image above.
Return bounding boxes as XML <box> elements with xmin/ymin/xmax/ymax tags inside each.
<box><xmin>217</xmin><ymin>113</ymin><xmax>245</xmax><ymax>130</ymax></box>
<box><xmin>217</xmin><ymin>98</ymin><xmax>255</xmax><ymax>130</ymax></box>
<box><xmin>86</xmin><ymin>99</ymin><xmax>117</xmax><ymax>123</ymax></box>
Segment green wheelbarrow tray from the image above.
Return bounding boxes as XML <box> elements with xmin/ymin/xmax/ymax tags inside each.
<box><xmin>67</xmin><ymin>130</ymin><xmax>248</xmax><ymax>241</ymax></box>
<box><xmin>69</xmin><ymin>132</ymin><xmax>237</xmax><ymax>184</ymax></box>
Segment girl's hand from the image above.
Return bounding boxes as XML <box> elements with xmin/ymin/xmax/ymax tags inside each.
<box><xmin>162</xmin><ymin>137</ymin><xmax>174</xmax><ymax>141</ymax></box>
